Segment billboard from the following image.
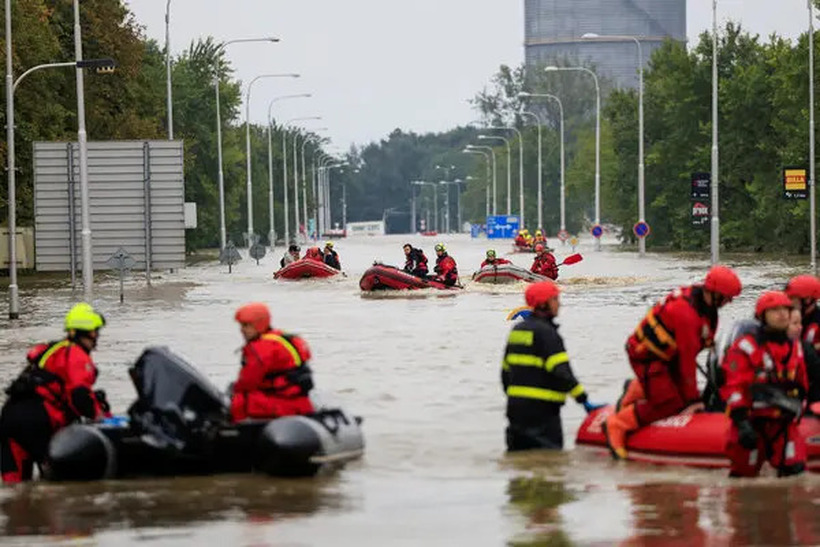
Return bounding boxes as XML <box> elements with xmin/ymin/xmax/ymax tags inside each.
<box><xmin>486</xmin><ymin>215</ymin><xmax>520</xmax><ymax>239</ymax></box>
<box><xmin>784</xmin><ymin>167</ymin><xmax>808</xmax><ymax>200</ymax></box>
<box><xmin>692</xmin><ymin>201</ymin><xmax>710</xmax><ymax>227</ymax></box>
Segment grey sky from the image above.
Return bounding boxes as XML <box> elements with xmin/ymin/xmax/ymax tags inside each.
<box><xmin>126</xmin><ymin>1</ymin><xmax>807</xmax><ymax>151</ymax></box>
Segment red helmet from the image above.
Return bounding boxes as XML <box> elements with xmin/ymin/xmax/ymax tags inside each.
<box><xmin>235</xmin><ymin>302</ymin><xmax>271</xmax><ymax>332</ymax></box>
<box><xmin>785</xmin><ymin>274</ymin><xmax>820</xmax><ymax>300</ymax></box>
<box><xmin>534</xmin><ymin>244</ymin><xmax>545</xmax><ymax>253</ymax></box>
<box><xmin>755</xmin><ymin>291</ymin><xmax>793</xmax><ymax>319</ymax></box>
<box><xmin>525</xmin><ymin>281</ymin><xmax>560</xmax><ymax>308</ymax></box>
<box><xmin>703</xmin><ymin>265</ymin><xmax>742</xmax><ymax>298</ymax></box>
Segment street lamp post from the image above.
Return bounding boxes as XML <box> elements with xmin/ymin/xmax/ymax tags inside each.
<box><xmin>267</xmin><ymin>94</ymin><xmax>312</xmax><ymax>248</ymax></box>
<box><xmin>711</xmin><ymin>0</ymin><xmax>720</xmax><ymax>265</ymax></box>
<box><xmin>411</xmin><ymin>181</ymin><xmax>438</xmax><ymax>232</ymax></box>
<box><xmin>281</xmin><ymin>116</ymin><xmax>321</xmax><ymax>243</ymax></box>
<box><xmin>467</xmin><ymin>144</ymin><xmax>497</xmax><ymax>215</ymax></box>
<box><xmin>245</xmin><ymin>73</ymin><xmax>299</xmax><ymax>245</ymax></box>
<box><xmin>488</xmin><ymin>126</ymin><xmax>525</xmax><ymax>227</ymax></box>
<box><xmin>810</xmin><ymin>0</ymin><xmax>817</xmax><ymax>273</ymax></box>
<box><xmin>545</xmin><ymin>65</ymin><xmax>601</xmax><ymax>250</ymax></box>
<box><xmin>463</xmin><ymin>149</ymin><xmax>492</xmax><ymax>219</ymax></box>
<box><xmin>214</xmin><ymin>37</ymin><xmax>279</xmax><ymax>250</ymax></box>
<box><xmin>165</xmin><ymin>0</ymin><xmax>173</xmax><ymax>140</ymax></box>
<box><xmin>518</xmin><ymin>110</ymin><xmax>543</xmax><ymax>230</ymax></box>
<box><xmin>478</xmin><ymin>134</ymin><xmax>512</xmax><ymax>215</ymax></box>
<box><xmin>435</xmin><ymin>165</ymin><xmax>455</xmax><ymax>233</ymax></box>
<box><xmin>301</xmin><ymin>131</ymin><xmax>327</xmax><ymax>239</ymax></box>
<box><xmin>520</xmin><ymin>92</ymin><xmax>568</xmax><ymax>235</ymax></box>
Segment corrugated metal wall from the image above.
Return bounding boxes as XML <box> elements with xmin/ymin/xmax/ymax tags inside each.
<box><xmin>33</xmin><ymin>140</ymin><xmax>185</xmax><ymax>272</ymax></box>
<box><xmin>524</xmin><ymin>0</ymin><xmax>686</xmax><ymax>89</ymax></box>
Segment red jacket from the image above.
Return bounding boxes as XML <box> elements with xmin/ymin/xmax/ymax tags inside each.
<box><xmin>434</xmin><ymin>254</ymin><xmax>459</xmax><ymax>286</ymax></box>
<box><xmin>481</xmin><ymin>258</ymin><xmax>511</xmax><ymax>268</ymax></box>
<box><xmin>25</xmin><ymin>340</ymin><xmax>106</xmax><ymax>428</ymax></box>
<box><xmin>230</xmin><ymin>330</ymin><xmax>314</xmax><ymax>421</ymax></box>
<box><xmin>514</xmin><ymin>236</ymin><xmax>530</xmax><ymax>248</ymax></box>
<box><xmin>531</xmin><ymin>253</ymin><xmax>558</xmax><ymax>280</ymax></box>
<box><xmin>626</xmin><ymin>286</ymin><xmax>717</xmax><ymax>403</ymax></box>
<box><xmin>721</xmin><ymin>331</ymin><xmax>807</xmax><ymax>419</ymax></box>
<box><xmin>803</xmin><ymin>308</ymin><xmax>820</xmax><ymax>353</ymax></box>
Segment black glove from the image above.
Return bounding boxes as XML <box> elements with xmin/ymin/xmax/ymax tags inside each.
<box><xmin>736</xmin><ymin>419</ymin><xmax>758</xmax><ymax>451</ymax></box>
<box><xmin>94</xmin><ymin>389</ymin><xmax>111</xmax><ymax>414</ymax></box>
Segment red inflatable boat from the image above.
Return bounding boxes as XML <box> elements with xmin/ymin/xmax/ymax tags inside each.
<box><xmin>576</xmin><ymin>406</ymin><xmax>820</xmax><ymax>471</ymax></box>
<box><xmin>359</xmin><ymin>264</ymin><xmax>459</xmax><ymax>291</ymax></box>
<box><xmin>472</xmin><ymin>263</ymin><xmax>546</xmax><ymax>284</ymax></box>
<box><xmin>274</xmin><ymin>259</ymin><xmax>340</xmax><ymax>280</ymax></box>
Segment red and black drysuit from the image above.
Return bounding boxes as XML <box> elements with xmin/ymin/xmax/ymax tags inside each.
<box><xmin>323</xmin><ymin>249</ymin><xmax>341</xmax><ymax>270</ymax></box>
<box><xmin>230</xmin><ymin>330</ymin><xmax>315</xmax><ymax>422</ymax></box>
<box><xmin>403</xmin><ymin>247</ymin><xmax>429</xmax><ymax>278</ymax></box>
<box><xmin>531</xmin><ymin>253</ymin><xmax>558</xmax><ymax>280</ymax></box>
<box><xmin>434</xmin><ymin>253</ymin><xmax>459</xmax><ymax>287</ymax></box>
<box><xmin>720</xmin><ymin>328</ymin><xmax>808</xmax><ymax>477</ymax></box>
<box><xmin>481</xmin><ymin>258</ymin><xmax>511</xmax><ymax>268</ymax></box>
<box><xmin>0</xmin><ymin>340</ymin><xmax>108</xmax><ymax>483</ymax></box>
<box><xmin>626</xmin><ymin>286</ymin><xmax>717</xmax><ymax>426</ymax></box>
<box><xmin>799</xmin><ymin>307</ymin><xmax>820</xmax><ymax>403</ymax></box>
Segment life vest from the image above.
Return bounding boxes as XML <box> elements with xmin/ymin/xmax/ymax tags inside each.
<box><xmin>630</xmin><ymin>287</ymin><xmax>715</xmax><ymax>363</ymax></box>
<box><xmin>254</xmin><ymin>331</ymin><xmax>314</xmax><ymax>396</ymax></box>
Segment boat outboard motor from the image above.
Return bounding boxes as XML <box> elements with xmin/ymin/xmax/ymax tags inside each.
<box><xmin>703</xmin><ymin>319</ymin><xmax>761</xmax><ymax>411</ymax></box>
<box><xmin>127</xmin><ymin>346</ymin><xmax>229</xmax><ymax>452</ymax></box>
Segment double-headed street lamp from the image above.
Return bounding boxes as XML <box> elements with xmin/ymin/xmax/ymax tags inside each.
<box><xmin>545</xmin><ymin>65</ymin><xmax>601</xmax><ymax>250</ymax></box>
<box><xmin>267</xmin><ymin>93</ymin><xmax>311</xmax><ymax>247</ymax></box>
<box><xmin>440</xmin><ymin>179</ymin><xmax>464</xmax><ymax>233</ymax></box>
<box><xmin>583</xmin><ymin>33</ymin><xmax>646</xmax><ymax>256</ymax></box>
<box><xmin>462</xmin><ymin>148</ymin><xmax>492</xmax><ymax>218</ymax></box>
<box><xmin>245</xmin><ymin>73</ymin><xmax>299</xmax><ymax>245</ymax></box>
<box><xmin>478</xmin><ymin>134</ymin><xmax>512</xmax><ymax>215</ymax></box>
<box><xmin>411</xmin><ymin>181</ymin><xmax>439</xmax><ymax>232</ymax></box>
<box><xmin>519</xmin><ymin>92</ymin><xmax>566</xmax><ymax>235</ymax></box>
<box><xmin>487</xmin><ymin>126</ymin><xmax>525</xmax><ymax>227</ymax></box>
<box><xmin>467</xmin><ymin>144</ymin><xmax>497</xmax><ymax>215</ymax></box>
<box><xmin>214</xmin><ymin>37</ymin><xmax>279</xmax><ymax>250</ymax></box>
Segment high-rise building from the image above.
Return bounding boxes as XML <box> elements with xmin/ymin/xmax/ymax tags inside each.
<box><xmin>524</xmin><ymin>0</ymin><xmax>687</xmax><ymax>89</ymax></box>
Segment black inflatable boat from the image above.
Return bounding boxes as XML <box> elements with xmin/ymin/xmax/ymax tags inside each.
<box><xmin>45</xmin><ymin>346</ymin><xmax>364</xmax><ymax>481</ymax></box>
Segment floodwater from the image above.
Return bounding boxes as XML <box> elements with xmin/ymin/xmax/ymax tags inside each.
<box><xmin>1</xmin><ymin>233</ymin><xmax>820</xmax><ymax>546</ymax></box>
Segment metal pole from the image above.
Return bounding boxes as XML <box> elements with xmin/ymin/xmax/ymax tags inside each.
<box><xmin>811</xmin><ymin>0</ymin><xmax>817</xmax><ymax>274</ymax></box>
<box><xmin>245</xmin><ymin>92</ymin><xmax>253</xmax><ymax>245</ymax></box>
<box><xmin>635</xmin><ymin>38</ymin><xmax>646</xmax><ymax>257</ymax></box>
<box><xmin>505</xmin><ymin>140</ymin><xmax>511</xmax><ymax>216</ymax></box>
<box><xmin>215</xmin><ymin>71</ymin><xmax>227</xmax><ymax>250</ymax></box>
<box><xmin>301</xmin><ymin>140</ymin><xmax>308</xmax><ymax>238</ymax></box>
<box><xmin>292</xmin><ymin>132</ymin><xmax>300</xmax><ymax>239</ymax></box>
<box><xmin>558</xmin><ymin>100</ymin><xmax>566</xmax><ymax>233</ymax></box>
<box><xmin>456</xmin><ymin>182</ymin><xmax>462</xmax><ymax>231</ymax></box>
<box><xmin>5</xmin><ymin>0</ymin><xmax>18</xmax><ymax>318</ymax></box>
<box><xmin>165</xmin><ymin>0</ymin><xmax>173</xmax><ymax>140</ymax></box>
<box><xmin>519</xmin><ymin>112</ymin><xmax>543</xmax><ymax>230</ymax></box>
<box><xmin>312</xmin><ymin>155</ymin><xmax>319</xmax><ymax>238</ymax></box>
<box><xmin>343</xmin><ymin>182</ymin><xmax>347</xmax><ymax>229</ymax></box>
<box><xmin>282</xmin><ymin>128</ymin><xmax>290</xmax><ymax>244</ymax></box>
<box><xmin>74</xmin><ymin>0</ymin><xmax>93</xmax><ymax>300</ymax></box>
<box><xmin>411</xmin><ymin>186</ymin><xmax>416</xmax><ymax>233</ymax></box>
<box><xmin>444</xmin><ymin>184</ymin><xmax>450</xmax><ymax>233</ymax></box>
<box><xmin>711</xmin><ymin>0</ymin><xmax>720</xmax><ymax>265</ymax></box>
<box><xmin>434</xmin><ymin>187</ymin><xmax>439</xmax><ymax>233</ymax></box>
<box><xmin>267</xmin><ymin>124</ymin><xmax>275</xmax><ymax>247</ymax></box>
<box><xmin>592</xmin><ymin>71</ymin><xmax>601</xmax><ymax>251</ymax></box>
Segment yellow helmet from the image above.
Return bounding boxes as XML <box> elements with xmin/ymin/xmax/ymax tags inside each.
<box><xmin>435</xmin><ymin>243</ymin><xmax>446</xmax><ymax>252</ymax></box>
<box><xmin>523</xmin><ymin>229</ymin><xmax>530</xmax><ymax>234</ymax></box>
<box><xmin>535</xmin><ymin>230</ymin><xmax>542</xmax><ymax>236</ymax></box>
<box><xmin>325</xmin><ymin>241</ymin><xmax>334</xmax><ymax>249</ymax></box>
<box><xmin>64</xmin><ymin>303</ymin><xmax>106</xmax><ymax>332</ymax></box>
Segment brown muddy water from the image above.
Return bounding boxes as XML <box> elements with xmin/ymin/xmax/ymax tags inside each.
<box><xmin>0</xmin><ymin>234</ymin><xmax>819</xmax><ymax>546</ymax></box>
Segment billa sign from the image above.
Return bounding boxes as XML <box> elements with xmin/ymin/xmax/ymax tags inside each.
<box><xmin>692</xmin><ymin>201</ymin><xmax>710</xmax><ymax>227</ymax></box>
<box><xmin>783</xmin><ymin>167</ymin><xmax>808</xmax><ymax>200</ymax></box>
<box><xmin>691</xmin><ymin>172</ymin><xmax>711</xmax><ymax>200</ymax></box>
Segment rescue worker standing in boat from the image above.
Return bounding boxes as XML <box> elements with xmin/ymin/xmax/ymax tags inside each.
<box><xmin>433</xmin><ymin>243</ymin><xmax>459</xmax><ymax>287</ymax></box>
<box><xmin>720</xmin><ymin>291</ymin><xmax>808</xmax><ymax>477</ymax></box>
<box><xmin>403</xmin><ymin>243</ymin><xmax>429</xmax><ymax>278</ymax></box>
<box><xmin>231</xmin><ymin>303</ymin><xmax>315</xmax><ymax>422</ymax></box>
<box><xmin>0</xmin><ymin>303</ymin><xmax>110</xmax><ymax>483</ymax></box>
<box><xmin>502</xmin><ymin>281</ymin><xmax>603</xmax><ymax>451</ymax></box>
<box><xmin>605</xmin><ymin>265</ymin><xmax>743</xmax><ymax>459</ymax></box>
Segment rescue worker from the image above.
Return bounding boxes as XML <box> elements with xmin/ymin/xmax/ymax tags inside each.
<box><xmin>514</xmin><ymin>230</ymin><xmax>530</xmax><ymax>249</ymax></box>
<box><xmin>481</xmin><ymin>249</ymin><xmax>511</xmax><ymax>268</ymax></box>
<box><xmin>502</xmin><ymin>281</ymin><xmax>603</xmax><ymax>451</ymax></box>
<box><xmin>303</xmin><ymin>247</ymin><xmax>324</xmax><ymax>262</ymax></box>
<box><xmin>531</xmin><ymin>244</ymin><xmax>559</xmax><ymax>280</ymax></box>
<box><xmin>280</xmin><ymin>244</ymin><xmax>300</xmax><ymax>268</ymax></box>
<box><xmin>322</xmin><ymin>241</ymin><xmax>341</xmax><ymax>270</ymax></box>
<box><xmin>720</xmin><ymin>291</ymin><xmax>807</xmax><ymax>477</ymax></box>
<box><xmin>785</xmin><ymin>274</ymin><xmax>820</xmax><ymax>353</ymax></box>
<box><xmin>605</xmin><ymin>265</ymin><xmax>743</xmax><ymax>459</ymax></box>
<box><xmin>0</xmin><ymin>303</ymin><xmax>110</xmax><ymax>483</ymax></box>
<box><xmin>230</xmin><ymin>303</ymin><xmax>315</xmax><ymax>422</ymax></box>
<box><xmin>433</xmin><ymin>243</ymin><xmax>459</xmax><ymax>287</ymax></box>
<box><xmin>788</xmin><ymin>307</ymin><xmax>820</xmax><ymax>405</ymax></box>
<box><xmin>403</xmin><ymin>243</ymin><xmax>429</xmax><ymax>278</ymax></box>
<box><xmin>533</xmin><ymin>229</ymin><xmax>547</xmax><ymax>247</ymax></box>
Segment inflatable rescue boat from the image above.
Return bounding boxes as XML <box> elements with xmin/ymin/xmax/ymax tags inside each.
<box><xmin>46</xmin><ymin>347</ymin><xmax>364</xmax><ymax>481</ymax></box>
<box><xmin>359</xmin><ymin>264</ymin><xmax>459</xmax><ymax>291</ymax></box>
<box><xmin>472</xmin><ymin>264</ymin><xmax>546</xmax><ymax>284</ymax></box>
<box><xmin>274</xmin><ymin>259</ymin><xmax>340</xmax><ymax>280</ymax></box>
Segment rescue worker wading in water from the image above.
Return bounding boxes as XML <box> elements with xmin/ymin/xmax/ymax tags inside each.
<box><xmin>0</xmin><ymin>303</ymin><xmax>110</xmax><ymax>483</ymax></box>
<box><xmin>230</xmin><ymin>303</ymin><xmax>315</xmax><ymax>422</ymax></box>
<box><xmin>605</xmin><ymin>265</ymin><xmax>743</xmax><ymax>459</ymax></box>
<box><xmin>433</xmin><ymin>243</ymin><xmax>459</xmax><ymax>287</ymax></box>
<box><xmin>502</xmin><ymin>281</ymin><xmax>603</xmax><ymax>451</ymax></box>
<box><xmin>403</xmin><ymin>243</ymin><xmax>429</xmax><ymax>278</ymax></box>
<box><xmin>785</xmin><ymin>274</ymin><xmax>820</xmax><ymax>404</ymax></box>
<box><xmin>720</xmin><ymin>291</ymin><xmax>808</xmax><ymax>477</ymax></box>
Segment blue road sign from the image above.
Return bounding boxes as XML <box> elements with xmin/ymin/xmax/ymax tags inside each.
<box><xmin>486</xmin><ymin>215</ymin><xmax>520</xmax><ymax>239</ymax></box>
<box><xmin>591</xmin><ymin>224</ymin><xmax>604</xmax><ymax>238</ymax></box>
<box><xmin>633</xmin><ymin>221</ymin><xmax>651</xmax><ymax>239</ymax></box>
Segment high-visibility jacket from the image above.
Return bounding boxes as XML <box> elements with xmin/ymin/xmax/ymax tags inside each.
<box><xmin>230</xmin><ymin>329</ymin><xmax>315</xmax><ymax>421</ymax></box>
<box><xmin>502</xmin><ymin>315</ymin><xmax>587</xmax><ymax>425</ymax></box>
<box><xmin>626</xmin><ymin>286</ymin><xmax>717</xmax><ymax>403</ymax></box>
<box><xmin>721</xmin><ymin>329</ymin><xmax>807</xmax><ymax>419</ymax></box>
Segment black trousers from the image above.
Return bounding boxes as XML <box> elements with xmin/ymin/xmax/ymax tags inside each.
<box><xmin>505</xmin><ymin>414</ymin><xmax>563</xmax><ymax>452</ymax></box>
<box><xmin>0</xmin><ymin>398</ymin><xmax>53</xmax><ymax>481</ymax></box>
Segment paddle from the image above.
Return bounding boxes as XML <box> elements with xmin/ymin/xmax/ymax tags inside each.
<box><xmin>558</xmin><ymin>253</ymin><xmax>583</xmax><ymax>267</ymax></box>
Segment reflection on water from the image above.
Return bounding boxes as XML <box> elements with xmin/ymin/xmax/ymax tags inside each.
<box><xmin>506</xmin><ymin>476</ymin><xmax>575</xmax><ymax>547</ymax></box>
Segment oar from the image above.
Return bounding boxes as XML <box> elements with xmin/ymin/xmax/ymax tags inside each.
<box><xmin>558</xmin><ymin>253</ymin><xmax>583</xmax><ymax>267</ymax></box>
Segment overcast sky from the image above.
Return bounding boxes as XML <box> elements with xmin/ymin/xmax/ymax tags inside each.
<box><xmin>125</xmin><ymin>1</ymin><xmax>808</xmax><ymax>151</ymax></box>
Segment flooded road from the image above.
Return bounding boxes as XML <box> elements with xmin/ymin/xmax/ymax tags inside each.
<box><xmin>1</xmin><ymin>234</ymin><xmax>820</xmax><ymax>545</ymax></box>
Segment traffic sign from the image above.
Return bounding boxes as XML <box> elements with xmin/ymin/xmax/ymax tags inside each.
<box><xmin>486</xmin><ymin>215</ymin><xmax>521</xmax><ymax>240</ymax></box>
<box><xmin>633</xmin><ymin>221</ymin><xmax>651</xmax><ymax>239</ymax></box>
<box><xmin>591</xmin><ymin>225</ymin><xmax>603</xmax><ymax>239</ymax></box>
<box><xmin>249</xmin><ymin>243</ymin><xmax>267</xmax><ymax>264</ymax></box>
<box><xmin>557</xmin><ymin>229</ymin><xmax>570</xmax><ymax>242</ymax></box>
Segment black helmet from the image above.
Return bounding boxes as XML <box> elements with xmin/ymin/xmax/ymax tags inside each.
<box><xmin>288</xmin><ymin>244</ymin><xmax>300</xmax><ymax>253</ymax></box>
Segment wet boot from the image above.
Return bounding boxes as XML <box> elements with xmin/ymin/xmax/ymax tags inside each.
<box><xmin>615</xmin><ymin>379</ymin><xmax>645</xmax><ymax>412</ymax></box>
<box><xmin>604</xmin><ymin>404</ymin><xmax>639</xmax><ymax>460</ymax></box>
